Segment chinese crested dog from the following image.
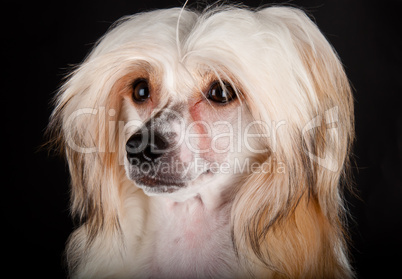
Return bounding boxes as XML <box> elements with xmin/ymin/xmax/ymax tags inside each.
<box><xmin>49</xmin><ymin>4</ymin><xmax>354</xmax><ymax>278</ymax></box>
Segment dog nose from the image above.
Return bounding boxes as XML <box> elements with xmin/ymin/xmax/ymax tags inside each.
<box><xmin>126</xmin><ymin>132</ymin><xmax>168</xmax><ymax>164</ymax></box>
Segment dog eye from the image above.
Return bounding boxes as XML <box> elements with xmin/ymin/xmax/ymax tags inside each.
<box><xmin>207</xmin><ymin>82</ymin><xmax>236</xmax><ymax>104</ymax></box>
<box><xmin>132</xmin><ymin>79</ymin><xmax>150</xmax><ymax>103</ymax></box>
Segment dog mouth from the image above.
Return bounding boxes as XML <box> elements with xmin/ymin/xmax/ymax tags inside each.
<box><xmin>132</xmin><ymin>170</ymin><xmax>212</xmax><ymax>194</ymax></box>
<box><xmin>135</xmin><ymin>175</ymin><xmax>187</xmax><ymax>188</ymax></box>
<box><xmin>134</xmin><ymin>176</ymin><xmax>189</xmax><ymax>194</ymax></box>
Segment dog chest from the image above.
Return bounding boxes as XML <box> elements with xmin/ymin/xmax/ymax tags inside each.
<box><xmin>147</xmin><ymin>196</ymin><xmax>239</xmax><ymax>278</ymax></box>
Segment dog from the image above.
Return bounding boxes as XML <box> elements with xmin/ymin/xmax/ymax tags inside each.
<box><xmin>49</xmin><ymin>4</ymin><xmax>354</xmax><ymax>278</ymax></box>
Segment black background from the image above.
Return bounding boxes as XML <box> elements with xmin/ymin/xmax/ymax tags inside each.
<box><xmin>4</xmin><ymin>0</ymin><xmax>401</xmax><ymax>278</ymax></box>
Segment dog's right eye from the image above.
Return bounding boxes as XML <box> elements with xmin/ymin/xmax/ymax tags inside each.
<box><xmin>132</xmin><ymin>79</ymin><xmax>150</xmax><ymax>103</ymax></box>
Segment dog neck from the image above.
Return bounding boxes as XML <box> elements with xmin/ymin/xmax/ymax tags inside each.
<box><xmin>145</xmin><ymin>179</ymin><xmax>239</xmax><ymax>277</ymax></box>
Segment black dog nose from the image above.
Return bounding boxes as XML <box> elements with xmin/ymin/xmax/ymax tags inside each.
<box><xmin>126</xmin><ymin>132</ymin><xmax>168</xmax><ymax>164</ymax></box>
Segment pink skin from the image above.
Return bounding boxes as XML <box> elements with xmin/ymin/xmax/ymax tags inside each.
<box><xmin>189</xmin><ymin>97</ymin><xmax>237</xmax><ymax>164</ymax></box>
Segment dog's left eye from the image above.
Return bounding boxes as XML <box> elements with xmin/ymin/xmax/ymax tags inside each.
<box><xmin>132</xmin><ymin>79</ymin><xmax>150</xmax><ymax>103</ymax></box>
<box><xmin>207</xmin><ymin>82</ymin><xmax>237</xmax><ymax>104</ymax></box>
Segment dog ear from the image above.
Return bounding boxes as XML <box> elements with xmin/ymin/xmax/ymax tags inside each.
<box><xmin>231</xmin><ymin>7</ymin><xmax>354</xmax><ymax>277</ymax></box>
<box><xmin>49</xmin><ymin>59</ymin><xmax>124</xmax><ymax>242</ymax></box>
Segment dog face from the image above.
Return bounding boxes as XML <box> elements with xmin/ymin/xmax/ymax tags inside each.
<box><xmin>122</xmin><ymin>67</ymin><xmax>257</xmax><ymax>198</ymax></box>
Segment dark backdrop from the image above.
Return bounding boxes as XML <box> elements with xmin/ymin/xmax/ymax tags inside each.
<box><xmin>4</xmin><ymin>0</ymin><xmax>401</xmax><ymax>278</ymax></box>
